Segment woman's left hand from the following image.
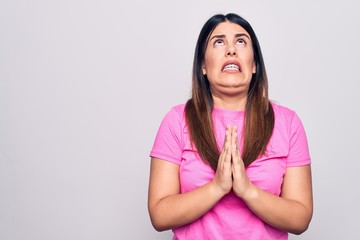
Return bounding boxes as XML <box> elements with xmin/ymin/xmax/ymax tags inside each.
<box><xmin>228</xmin><ymin>126</ymin><xmax>312</xmax><ymax>234</ymax></box>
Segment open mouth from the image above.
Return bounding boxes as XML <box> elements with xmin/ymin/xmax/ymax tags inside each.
<box><xmin>222</xmin><ymin>64</ymin><xmax>240</xmax><ymax>71</ymax></box>
<box><xmin>222</xmin><ymin>61</ymin><xmax>241</xmax><ymax>72</ymax></box>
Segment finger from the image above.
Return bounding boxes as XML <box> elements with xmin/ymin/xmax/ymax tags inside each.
<box><xmin>222</xmin><ymin>129</ymin><xmax>232</xmax><ymax>172</ymax></box>
<box><xmin>216</xmin><ymin>141</ymin><xmax>231</xmax><ymax>180</ymax></box>
<box><xmin>223</xmin><ymin>143</ymin><xmax>232</xmax><ymax>179</ymax></box>
<box><xmin>224</xmin><ymin>126</ymin><xmax>232</xmax><ymax>156</ymax></box>
<box><xmin>222</xmin><ymin>124</ymin><xmax>231</xmax><ymax>151</ymax></box>
<box><xmin>217</xmin><ymin>148</ymin><xmax>225</xmax><ymax>170</ymax></box>
<box><xmin>231</xmin><ymin>126</ymin><xmax>243</xmax><ymax>174</ymax></box>
<box><xmin>230</xmin><ymin>126</ymin><xmax>238</xmax><ymax>158</ymax></box>
<box><xmin>224</xmin><ymin>134</ymin><xmax>232</xmax><ymax>163</ymax></box>
<box><xmin>231</xmin><ymin>125</ymin><xmax>237</xmax><ymax>150</ymax></box>
<box><xmin>232</xmin><ymin>149</ymin><xmax>245</xmax><ymax>180</ymax></box>
<box><xmin>218</xmin><ymin>126</ymin><xmax>228</xmax><ymax>166</ymax></box>
<box><xmin>231</xmin><ymin>130</ymin><xmax>243</xmax><ymax>167</ymax></box>
<box><xmin>218</xmin><ymin>127</ymin><xmax>231</xmax><ymax>170</ymax></box>
<box><xmin>233</xmin><ymin>125</ymin><xmax>239</xmax><ymax>152</ymax></box>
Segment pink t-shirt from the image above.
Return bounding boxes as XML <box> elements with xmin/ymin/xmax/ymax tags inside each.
<box><xmin>150</xmin><ymin>102</ymin><xmax>311</xmax><ymax>240</ymax></box>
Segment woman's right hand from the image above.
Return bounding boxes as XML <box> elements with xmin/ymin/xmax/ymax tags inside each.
<box><xmin>149</xmin><ymin>125</ymin><xmax>235</xmax><ymax>231</ymax></box>
<box><xmin>211</xmin><ymin>125</ymin><xmax>233</xmax><ymax>195</ymax></box>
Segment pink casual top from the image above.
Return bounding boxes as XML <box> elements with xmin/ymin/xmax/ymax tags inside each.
<box><xmin>150</xmin><ymin>102</ymin><xmax>311</xmax><ymax>240</ymax></box>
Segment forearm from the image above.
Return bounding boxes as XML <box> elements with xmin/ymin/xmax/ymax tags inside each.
<box><xmin>149</xmin><ymin>181</ymin><xmax>224</xmax><ymax>231</ymax></box>
<box><xmin>242</xmin><ymin>185</ymin><xmax>313</xmax><ymax>234</ymax></box>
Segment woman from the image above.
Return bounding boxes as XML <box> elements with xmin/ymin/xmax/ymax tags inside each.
<box><xmin>148</xmin><ymin>13</ymin><xmax>313</xmax><ymax>239</ymax></box>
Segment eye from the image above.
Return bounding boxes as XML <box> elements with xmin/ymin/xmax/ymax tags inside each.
<box><xmin>236</xmin><ymin>38</ymin><xmax>246</xmax><ymax>45</ymax></box>
<box><xmin>213</xmin><ymin>39</ymin><xmax>224</xmax><ymax>46</ymax></box>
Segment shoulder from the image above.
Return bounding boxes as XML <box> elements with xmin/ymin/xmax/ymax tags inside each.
<box><xmin>150</xmin><ymin>103</ymin><xmax>188</xmax><ymax>163</ymax></box>
<box><xmin>170</xmin><ymin>103</ymin><xmax>186</xmax><ymax>114</ymax></box>
<box><xmin>163</xmin><ymin>103</ymin><xmax>186</xmax><ymax>122</ymax></box>
<box><xmin>271</xmin><ymin>101</ymin><xmax>306</xmax><ymax>134</ymax></box>
<box><xmin>271</xmin><ymin>101</ymin><xmax>296</xmax><ymax>118</ymax></box>
<box><xmin>157</xmin><ymin>103</ymin><xmax>188</xmax><ymax>131</ymax></box>
<box><xmin>271</xmin><ymin>101</ymin><xmax>304</xmax><ymax>125</ymax></box>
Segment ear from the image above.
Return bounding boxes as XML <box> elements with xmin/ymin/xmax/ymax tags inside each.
<box><xmin>202</xmin><ymin>65</ymin><xmax>206</xmax><ymax>75</ymax></box>
<box><xmin>252</xmin><ymin>61</ymin><xmax>256</xmax><ymax>74</ymax></box>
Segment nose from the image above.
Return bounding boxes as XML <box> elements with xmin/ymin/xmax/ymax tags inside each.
<box><xmin>226</xmin><ymin>45</ymin><xmax>237</xmax><ymax>57</ymax></box>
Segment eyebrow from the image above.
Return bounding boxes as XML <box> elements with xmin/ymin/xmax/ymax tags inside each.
<box><xmin>210</xmin><ymin>33</ymin><xmax>251</xmax><ymax>41</ymax></box>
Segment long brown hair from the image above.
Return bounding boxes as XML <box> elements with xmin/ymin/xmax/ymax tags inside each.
<box><xmin>185</xmin><ymin>13</ymin><xmax>274</xmax><ymax>170</ymax></box>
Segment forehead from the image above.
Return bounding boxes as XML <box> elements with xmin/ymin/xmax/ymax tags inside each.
<box><xmin>210</xmin><ymin>21</ymin><xmax>250</xmax><ymax>38</ymax></box>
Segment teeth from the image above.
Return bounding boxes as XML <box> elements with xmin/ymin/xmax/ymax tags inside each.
<box><xmin>223</xmin><ymin>64</ymin><xmax>239</xmax><ymax>71</ymax></box>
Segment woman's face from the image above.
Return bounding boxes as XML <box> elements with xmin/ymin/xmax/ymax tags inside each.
<box><xmin>202</xmin><ymin>21</ymin><xmax>256</xmax><ymax>97</ymax></box>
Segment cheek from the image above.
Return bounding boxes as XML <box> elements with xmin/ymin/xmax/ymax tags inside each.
<box><xmin>203</xmin><ymin>59</ymin><xmax>214</xmax><ymax>75</ymax></box>
<box><xmin>244</xmin><ymin>54</ymin><xmax>255</xmax><ymax>72</ymax></box>
<box><xmin>204</xmin><ymin>58</ymin><xmax>221</xmax><ymax>73</ymax></box>
<box><xmin>203</xmin><ymin>50</ymin><xmax>220</xmax><ymax>71</ymax></box>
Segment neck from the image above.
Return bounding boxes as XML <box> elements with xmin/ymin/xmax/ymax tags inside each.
<box><xmin>212</xmin><ymin>94</ymin><xmax>247</xmax><ymax>111</ymax></box>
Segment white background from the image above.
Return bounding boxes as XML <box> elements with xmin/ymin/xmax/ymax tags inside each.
<box><xmin>1</xmin><ymin>0</ymin><xmax>359</xmax><ymax>239</ymax></box>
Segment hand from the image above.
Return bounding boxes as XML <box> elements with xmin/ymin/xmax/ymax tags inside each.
<box><xmin>211</xmin><ymin>125</ymin><xmax>233</xmax><ymax>195</ymax></box>
<box><xmin>230</xmin><ymin>125</ymin><xmax>255</xmax><ymax>199</ymax></box>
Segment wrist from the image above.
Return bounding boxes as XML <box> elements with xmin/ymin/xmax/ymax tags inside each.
<box><xmin>209</xmin><ymin>180</ymin><xmax>228</xmax><ymax>199</ymax></box>
<box><xmin>241</xmin><ymin>183</ymin><xmax>259</xmax><ymax>202</ymax></box>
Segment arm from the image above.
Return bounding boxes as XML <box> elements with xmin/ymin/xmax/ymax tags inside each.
<box><xmin>147</xmin><ymin>158</ymin><xmax>222</xmax><ymax>231</ymax></box>
<box><xmin>237</xmin><ymin>165</ymin><xmax>313</xmax><ymax>234</ymax></box>
<box><xmin>148</xmin><ymin>126</ymin><xmax>234</xmax><ymax>231</ymax></box>
<box><xmin>229</xmin><ymin>125</ymin><xmax>313</xmax><ymax>234</ymax></box>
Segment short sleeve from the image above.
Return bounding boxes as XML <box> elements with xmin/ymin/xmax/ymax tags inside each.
<box><xmin>286</xmin><ymin>112</ymin><xmax>311</xmax><ymax>167</ymax></box>
<box><xmin>149</xmin><ymin>105</ymin><xmax>185</xmax><ymax>165</ymax></box>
